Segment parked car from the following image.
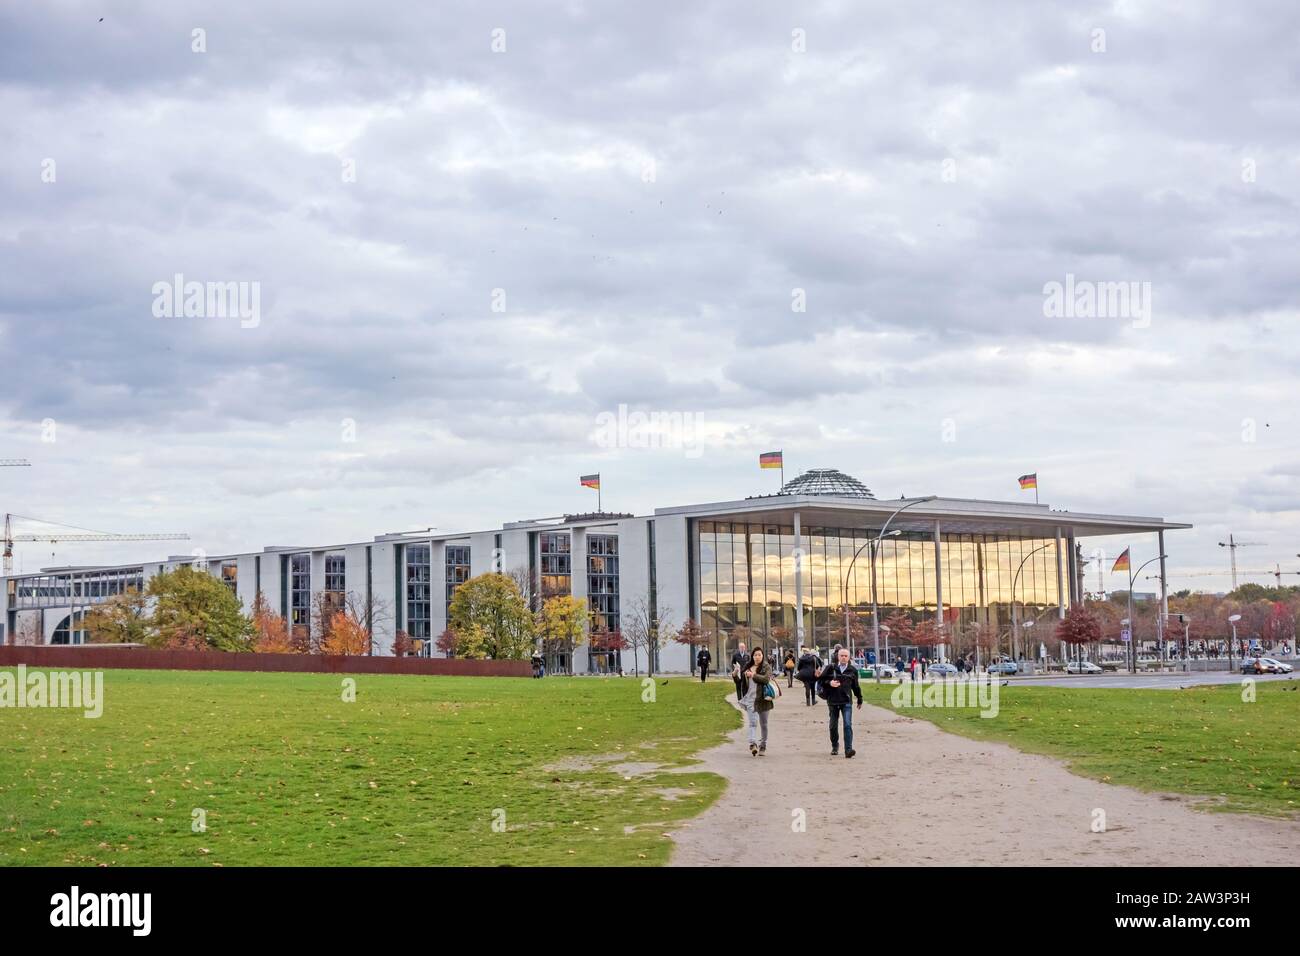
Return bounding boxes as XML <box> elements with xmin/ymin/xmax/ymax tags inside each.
<box><xmin>867</xmin><ymin>663</ymin><xmax>897</xmax><ymax>678</ymax></box>
<box><xmin>986</xmin><ymin>660</ymin><xmax>1019</xmax><ymax>675</ymax></box>
<box><xmin>1066</xmin><ymin>660</ymin><xmax>1103</xmax><ymax>674</ymax></box>
<box><xmin>1240</xmin><ymin>657</ymin><xmax>1293</xmax><ymax>674</ymax></box>
<box><xmin>928</xmin><ymin>662</ymin><xmax>959</xmax><ymax>677</ymax></box>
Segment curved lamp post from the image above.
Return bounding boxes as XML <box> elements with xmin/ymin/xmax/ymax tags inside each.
<box><xmin>1010</xmin><ymin>543</ymin><xmax>1053</xmax><ymax>663</ymax></box>
<box><xmin>1227</xmin><ymin>613</ymin><xmax>1241</xmax><ymax>671</ymax></box>
<box><xmin>841</xmin><ymin>530</ymin><xmax>900</xmax><ymax>662</ymax></box>
<box><xmin>869</xmin><ymin>496</ymin><xmax>938</xmax><ymax>683</ymax></box>
<box><xmin>1123</xmin><ymin>554</ymin><xmax>1168</xmax><ymax>673</ymax></box>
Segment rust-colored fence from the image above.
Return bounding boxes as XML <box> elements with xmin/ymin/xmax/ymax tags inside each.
<box><xmin>0</xmin><ymin>645</ymin><xmax>530</xmax><ymax>677</ymax></box>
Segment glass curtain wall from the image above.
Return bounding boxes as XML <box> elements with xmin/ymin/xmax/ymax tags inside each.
<box><xmin>697</xmin><ymin>521</ymin><xmax>1062</xmax><ymax>665</ymax></box>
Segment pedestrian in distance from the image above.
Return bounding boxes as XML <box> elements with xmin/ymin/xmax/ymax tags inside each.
<box><xmin>697</xmin><ymin>646</ymin><xmax>712</xmax><ymax>682</ymax></box>
<box><xmin>783</xmin><ymin>650</ymin><xmax>796</xmax><ymax>688</ymax></box>
<box><xmin>796</xmin><ymin>646</ymin><xmax>820</xmax><ymax>706</ymax></box>
<box><xmin>817</xmin><ymin>647</ymin><xmax>864</xmax><ymax>758</ymax></box>
<box><xmin>743</xmin><ymin>647</ymin><xmax>774</xmax><ymax>756</ymax></box>
<box><xmin>731</xmin><ymin>641</ymin><xmax>751</xmax><ymax>701</ymax></box>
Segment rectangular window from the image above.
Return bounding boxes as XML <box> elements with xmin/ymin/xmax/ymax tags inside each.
<box><xmin>290</xmin><ymin>554</ymin><xmax>311</xmax><ymax>629</ymax></box>
<box><xmin>587</xmin><ymin>534</ymin><xmax>620</xmax><ymax>633</ymax></box>
<box><xmin>446</xmin><ymin>545</ymin><xmax>471</xmax><ymax>615</ymax></box>
<box><xmin>406</xmin><ymin>545</ymin><xmax>431</xmax><ymax>641</ymax></box>
<box><xmin>221</xmin><ymin>561</ymin><xmax>238</xmax><ymax>597</ymax></box>
<box><xmin>539</xmin><ymin>532</ymin><xmax>571</xmax><ymax>600</ymax></box>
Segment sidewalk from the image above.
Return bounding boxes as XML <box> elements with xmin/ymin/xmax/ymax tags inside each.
<box><xmin>667</xmin><ymin>679</ymin><xmax>1299</xmax><ymax>866</ymax></box>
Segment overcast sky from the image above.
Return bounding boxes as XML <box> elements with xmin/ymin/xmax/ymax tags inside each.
<box><xmin>1</xmin><ymin>1</ymin><xmax>1297</xmax><ymax>593</ymax></box>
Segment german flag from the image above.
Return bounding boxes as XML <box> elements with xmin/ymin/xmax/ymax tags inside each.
<box><xmin>759</xmin><ymin>451</ymin><xmax>783</xmax><ymax>470</ymax></box>
<box><xmin>1018</xmin><ymin>473</ymin><xmax>1037</xmax><ymax>490</ymax></box>
<box><xmin>1111</xmin><ymin>548</ymin><xmax>1130</xmax><ymax>573</ymax></box>
<box><xmin>580</xmin><ymin>474</ymin><xmax>600</xmax><ymax>490</ymax></box>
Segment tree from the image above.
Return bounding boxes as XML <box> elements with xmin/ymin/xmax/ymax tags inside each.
<box><xmin>538</xmin><ymin>595</ymin><xmax>587</xmax><ymax>669</ymax></box>
<box><xmin>965</xmin><ymin>621</ymin><xmax>999</xmax><ymax>666</ymax></box>
<box><xmin>81</xmin><ymin>587</ymin><xmax>149</xmax><ymax>644</ymax></box>
<box><xmin>146</xmin><ymin>566</ymin><xmax>253</xmax><ymax>651</ymax></box>
<box><xmin>621</xmin><ymin>595</ymin><xmax>671</xmax><ymax>677</ymax></box>
<box><xmin>1260</xmin><ymin>601</ymin><xmax>1295</xmax><ymax>648</ymax></box>
<box><xmin>828</xmin><ymin>609</ymin><xmax>871</xmax><ymax>652</ymax></box>
<box><xmin>312</xmin><ymin>590</ymin><xmax>390</xmax><ymax>654</ymax></box>
<box><xmin>320</xmin><ymin>609</ymin><xmax>371</xmax><ymax>655</ymax></box>
<box><xmin>771</xmin><ymin>625</ymin><xmax>792</xmax><ymax>652</ymax></box>
<box><xmin>434</xmin><ymin>628</ymin><xmax>459</xmax><ymax>658</ymax></box>
<box><xmin>1056</xmin><ymin>606</ymin><xmax>1102</xmax><ymax>664</ymax></box>
<box><xmin>674</xmin><ymin>618</ymin><xmax>708</xmax><ymax>649</ymax></box>
<box><xmin>448</xmin><ymin>573</ymin><xmax>536</xmax><ymax>660</ymax></box>
<box><xmin>250</xmin><ymin>592</ymin><xmax>294</xmax><ymax>653</ymax></box>
<box><xmin>882</xmin><ymin>611</ymin><xmax>915</xmax><ymax>654</ymax></box>
<box><xmin>590</xmin><ymin>625</ymin><xmax>629</xmax><ymax>671</ymax></box>
<box><xmin>12</xmin><ymin>613</ymin><xmax>42</xmax><ymax>646</ymax></box>
<box><xmin>731</xmin><ymin>624</ymin><xmax>756</xmax><ymax>657</ymax></box>
<box><xmin>911</xmin><ymin>619</ymin><xmax>943</xmax><ymax>653</ymax></box>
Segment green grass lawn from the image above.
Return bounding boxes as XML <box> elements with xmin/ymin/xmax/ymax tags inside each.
<box><xmin>0</xmin><ymin>669</ymin><xmax>737</xmax><ymax>866</ymax></box>
<box><xmin>862</xmin><ymin>681</ymin><xmax>1300</xmax><ymax>816</ymax></box>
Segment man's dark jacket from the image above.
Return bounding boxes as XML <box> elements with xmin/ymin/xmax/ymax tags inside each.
<box><xmin>817</xmin><ymin>661</ymin><xmax>864</xmax><ymax>705</ymax></box>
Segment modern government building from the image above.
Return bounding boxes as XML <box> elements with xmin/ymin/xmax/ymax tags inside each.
<box><xmin>2</xmin><ymin>469</ymin><xmax>1191</xmax><ymax>672</ymax></box>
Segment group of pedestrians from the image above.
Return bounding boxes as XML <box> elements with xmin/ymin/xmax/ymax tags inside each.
<box><xmin>725</xmin><ymin>642</ymin><xmax>864</xmax><ymax>759</ymax></box>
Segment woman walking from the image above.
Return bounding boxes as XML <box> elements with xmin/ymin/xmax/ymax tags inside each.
<box><xmin>743</xmin><ymin>647</ymin><xmax>774</xmax><ymax>756</ymax></box>
<box><xmin>782</xmin><ymin>650</ymin><xmax>796</xmax><ymax>688</ymax></box>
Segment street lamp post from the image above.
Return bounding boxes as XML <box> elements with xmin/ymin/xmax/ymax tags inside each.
<box><xmin>1123</xmin><ymin>554</ymin><xmax>1167</xmax><ymax>674</ymax></box>
<box><xmin>870</xmin><ymin>496</ymin><xmax>938</xmax><ymax>683</ymax></box>
<box><xmin>1011</xmin><ymin>543</ymin><xmax>1053</xmax><ymax>664</ymax></box>
<box><xmin>843</xmin><ymin>530</ymin><xmax>900</xmax><ymax>666</ymax></box>
<box><xmin>1228</xmin><ymin>613</ymin><xmax>1241</xmax><ymax>672</ymax></box>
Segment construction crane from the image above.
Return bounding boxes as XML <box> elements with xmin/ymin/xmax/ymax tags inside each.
<box><xmin>3</xmin><ymin>513</ymin><xmax>189</xmax><ymax>575</ymax></box>
<box><xmin>1</xmin><ymin>459</ymin><xmax>31</xmax><ymax>467</ymax></box>
<box><xmin>1217</xmin><ymin>534</ymin><xmax>1265</xmax><ymax>590</ymax></box>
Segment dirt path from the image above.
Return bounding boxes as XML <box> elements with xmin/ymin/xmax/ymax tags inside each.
<box><xmin>667</xmin><ymin>681</ymin><xmax>1300</xmax><ymax>866</ymax></box>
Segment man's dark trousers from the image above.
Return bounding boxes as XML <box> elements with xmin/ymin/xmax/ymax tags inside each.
<box><xmin>699</xmin><ymin>665</ymin><xmax>709</xmax><ymax>683</ymax></box>
<box><xmin>828</xmin><ymin>701</ymin><xmax>854</xmax><ymax>752</ymax></box>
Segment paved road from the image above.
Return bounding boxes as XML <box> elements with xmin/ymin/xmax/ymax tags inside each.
<box><xmin>1009</xmin><ymin>671</ymin><xmax>1297</xmax><ymax>690</ymax></box>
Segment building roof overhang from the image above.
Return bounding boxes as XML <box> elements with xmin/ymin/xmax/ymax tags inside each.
<box><xmin>654</xmin><ymin>494</ymin><xmax>1191</xmax><ymax>538</ymax></box>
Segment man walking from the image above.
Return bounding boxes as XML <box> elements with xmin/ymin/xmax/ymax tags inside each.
<box><xmin>697</xmin><ymin>646</ymin><xmax>712</xmax><ymax>682</ymax></box>
<box><xmin>817</xmin><ymin>647</ymin><xmax>863</xmax><ymax>758</ymax></box>
<box><xmin>730</xmin><ymin>642</ymin><xmax>750</xmax><ymax>701</ymax></box>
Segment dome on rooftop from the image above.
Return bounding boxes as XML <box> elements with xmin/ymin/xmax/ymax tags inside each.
<box><xmin>779</xmin><ymin>468</ymin><xmax>876</xmax><ymax>498</ymax></box>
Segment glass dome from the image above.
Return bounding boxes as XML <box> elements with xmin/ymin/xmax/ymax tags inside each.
<box><xmin>779</xmin><ymin>468</ymin><xmax>875</xmax><ymax>498</ymax></box>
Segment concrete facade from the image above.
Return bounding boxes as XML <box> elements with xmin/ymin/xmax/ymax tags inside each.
<box><xmin>1</xmin><ymin>473</ymin><xmax>1191</xmax><ymax>673</ymax></box>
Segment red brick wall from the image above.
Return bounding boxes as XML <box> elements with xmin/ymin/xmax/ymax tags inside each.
<box><xmin>0</xmin><ymin>645</ymin><xmax>530</xmax><ymax>677</ymax></box>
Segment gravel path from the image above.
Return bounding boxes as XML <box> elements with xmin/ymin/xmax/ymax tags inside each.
<box><xmin>667</xmin><ymin>681</ymin><xmax>1299</xmax><ymax>866</ymax></box>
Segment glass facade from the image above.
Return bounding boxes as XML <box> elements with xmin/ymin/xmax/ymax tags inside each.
<box><xmin>405</xmin><ymin>545</ymin><xmax>431</xmax><ymax>641</ymax></box>
<box><xmin>587</xmin><ymin>533</ymin><xmax>620</xmax><ymax>672</ymax></box>
<box><xmin>445</xmin><ymin>545</ymin><xmax>471</xmax><ymax>614</ymax></box>
<box><xmin>587</xmin><ymin>534</ymin><xmax>620</xmax><ymax>632</ymax></box>
<box><xmin>221</xmin><ymin>561</ymin><xmax>238</xmax><ymax>597</ymax></box>
<box><xmin>289</xmin><ymin>553</ymin><xmax>311</xmax><ymax>631</ymax></box>
<box><xmin>7</xmin><ymin>567</ymin><xmax>145</xmax><ymax>609</ymax></box>
<box><xmin>539</xmin><ymin>532</ymin><xmax>571</xmax><ymax>599</ymax></box>
<box><xmin>696</xmin><ymin>520</ymin><xmax>1062</xmax><ymax>659</ymax></box>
